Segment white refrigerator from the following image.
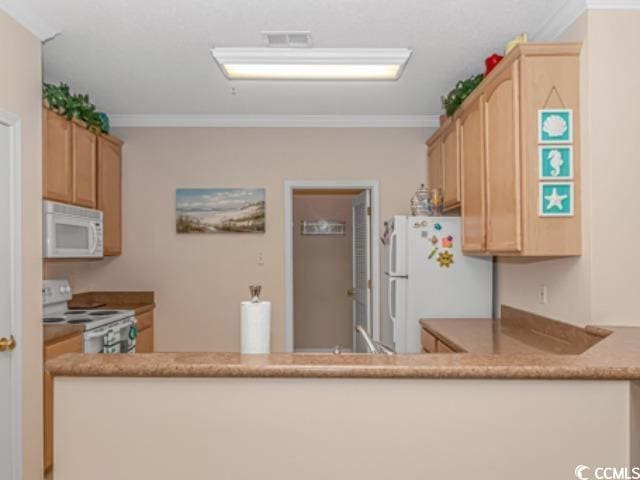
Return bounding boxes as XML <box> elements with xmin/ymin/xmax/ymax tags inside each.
<box><xmin>382</xmin><ymin>216</ymin><xmax>493</xmax><ymax>353</ymax></box>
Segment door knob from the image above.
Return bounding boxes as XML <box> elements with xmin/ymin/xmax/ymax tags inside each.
<box><xmin>347</xmin><ymin>288</ymin><xmax>355</xmax><ymax>297</ymax></box>
<box><xmin>0</xmin><ymin>335</ymin><xmax>16</xmax><ymax>352</ymax></box>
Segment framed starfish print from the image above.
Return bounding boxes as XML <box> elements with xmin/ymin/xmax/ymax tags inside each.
<box><xmin>539</xmin><ymin>182</ymin><xmax>574</xmax><ymax>217</ymax></box>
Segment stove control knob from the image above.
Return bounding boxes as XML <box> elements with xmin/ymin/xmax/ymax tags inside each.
<box><xmin>59</xmin><ymin>286</ymin><xmax>65</xmax><ymax>294</ymax></box>
<box><xmin>65</xmin><ymin>286</ymin><xmax>71</xmax><ymax>293</ymax></box>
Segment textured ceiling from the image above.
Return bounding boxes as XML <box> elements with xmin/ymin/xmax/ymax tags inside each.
<box><xmin>27</xmin><ymin>0</ymin><xmax>562</xmax><ymax>116</ymax></box>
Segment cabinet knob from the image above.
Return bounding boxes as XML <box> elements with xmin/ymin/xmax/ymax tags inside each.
<box><xmin>0</xmin><ymin>335</ymin><xmax>16</xmax><ymax>352</ymax></box>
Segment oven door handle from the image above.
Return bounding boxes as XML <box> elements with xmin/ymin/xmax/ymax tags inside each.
<box><xmin>85</xmin><ymin>328</ymin><xmax>108</xmax><ymax>340</ymax></box>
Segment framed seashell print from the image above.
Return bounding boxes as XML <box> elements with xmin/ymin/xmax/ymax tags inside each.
<box><xmin>538</xmin><ymin>108</ymin><xmax>573</xmax><ymax>144</ymax></box>
<box><xmin>538</xmin><ymin>145</ymin><xmax>573</xmax><ymax>180</ymax></box>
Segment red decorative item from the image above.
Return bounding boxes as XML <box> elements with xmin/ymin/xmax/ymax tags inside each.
<box><xmin>484</xmin><ymin>54</ymin><xmax>503</xmax><ymax>76</ymax></box>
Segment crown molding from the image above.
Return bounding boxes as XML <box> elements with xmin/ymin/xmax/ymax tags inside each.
<box><xmin>587</xmin><ymin>0</ymin><xmax>640</xmax><ymax>9</ymax></box>
<box><xmin>0</xmin><ymin>1</ymin><xmax>59</xmax><ymax>41</ymax></box>
<box><xmin>109</xmin><ymin>114</ymin><xmax>440</xmax><ymax>128</ymax></box>
<box><xmin>534</xmin><ymin>0</ymin><xmax>640</xmax><ymax>40</ymax></box>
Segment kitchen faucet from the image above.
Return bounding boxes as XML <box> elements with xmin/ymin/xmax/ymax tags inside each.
<box><xmin>355</xmin><ymin>325</ymin><xmax>395</xmax><ymax>355</ymax></box>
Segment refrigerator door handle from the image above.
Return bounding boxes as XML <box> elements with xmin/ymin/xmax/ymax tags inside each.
<box><xmin>388</xmin><ymin>232</ymin><xmax>398</xmax><ymax>276</ymax></box>
<box><xmin>389</xmin><ymin>278</ymin><xmax>397</xmax><ymax>323</ymax></box>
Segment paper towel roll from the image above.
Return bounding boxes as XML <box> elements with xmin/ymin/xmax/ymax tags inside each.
<box><xmin>240</xmin><ymin>301</ymin><xmax>271</xmax><ymax>354</ymax></box>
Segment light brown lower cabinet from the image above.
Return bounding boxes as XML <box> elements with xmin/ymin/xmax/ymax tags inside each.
<box><xmin>421</xmin><ymin>328</ymin><xmax>460</xmax><ymax>353</ymax></box>
<box><xmin>136</xmin><ymin>325</ymin><xmax>154</xmax><ymax>353</ymax></box>
<box><xmin>436</xmin><ymin>340</ymin><xmax>456</xmax><ymax>353</ymax></box>
<box><xmin>135</xmin><ymin>310</ymin><xmax>155</xmax><ymax>353</ymax></box>
<box><xmin>44</xmin><ymin>333</ymin><xmax>83</xmax><ymax>474</ymax></box>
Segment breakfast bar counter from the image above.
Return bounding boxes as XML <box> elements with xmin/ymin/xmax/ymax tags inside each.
<box><xmin>46</xmin><ymin>323</ymin><xmax>640</xmax><ymax>380</ymax></box>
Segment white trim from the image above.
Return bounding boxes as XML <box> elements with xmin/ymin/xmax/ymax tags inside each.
<box><xmin>0</xmin><ymin>109</ymin><xmax>23</xmax><ymax>480</ymax></box>
<box><xmin>284</xmin><ymin>180</ymin><xmax>381</xmax><ymax>353</ymax></box>
<box><xmin>109</xmin><ymin>114</ymin><xmax>439</xmax><ymax>128</ymax></box>
<box><xmin>533</xmin><ymin>0</ymin><xmax>588</xmax><ymax>40</ymax></box>
<box><xmin>587</xmin><ymin>0</ymin><xmax>640</xmax><ymax>9</ymax></box>
<box><xmin>0</xmin><ymin>1</ymin><xmax>59</xmax><ymax>41</ymax></box>
<box><xmin>533</xmin><ymin>0</ymin><xmax>640</xmax><ymax>40</ymax></box>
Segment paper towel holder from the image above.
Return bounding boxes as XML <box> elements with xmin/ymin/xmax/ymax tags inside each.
<box><xmin>249</xmin><ymin>285</ymin><xmax>262</xmax><ymax>303</ymax></box>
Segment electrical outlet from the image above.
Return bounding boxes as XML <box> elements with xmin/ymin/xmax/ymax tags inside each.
<box><xmin>538</xmin><ymin>285</ymin><xmax>547</xmax><ymax>304</ymax></box>
<box><xmin>257</xmin><ymin>252</ymin><xmax>264</xmax><ymax>267</ymax></box>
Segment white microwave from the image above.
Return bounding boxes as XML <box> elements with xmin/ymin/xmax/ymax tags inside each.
<box><xmin>43</xmin><ymin>200</ymin><xmax>103</xmax><ymax>258</ymax></box>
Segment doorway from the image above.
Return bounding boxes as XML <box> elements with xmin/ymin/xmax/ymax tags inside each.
<box><xmin>0</xmin><ymin>109</ymin><xmax>23</xmax><ymax>480</ymax></box>
<box><xmin>284</xmin><ymin>181</ymin><xmax>380</xmax><ymax>353</ymax></box>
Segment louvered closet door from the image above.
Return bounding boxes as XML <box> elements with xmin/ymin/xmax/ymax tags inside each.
<box><xmin>352</xmin><ymin>190</ymin><xmax>371</xmax><ymax>353</ymax></box>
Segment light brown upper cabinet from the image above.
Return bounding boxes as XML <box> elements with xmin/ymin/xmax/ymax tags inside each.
<box><xmin>483</xmin><ymin>59</ymin><xmax>522</xmax><ymax>253</ymax></box>
<box><xmin>43</xmin><ymin>109</ymin><xmax>98</xmax><ymax>209</ymax></box>
<box><xmin>427</xmin><ymin>118</ymin><xmax>461</xmax><ymax>212</ymax></box>
<box><xmin>43</xmin><ymin>109</ymin><xmax>73</xmax><ymax>203</ymax></box>
<box><xmin>427</xmin><ymin>43</ymin><xmax>582</xmax><ymax>257</ymax></box>
<box><xmin>459</xmin><ymin>96</ymin><xmax>486</xmax><ymax>252</ymax></box>
<box><xmin>97</xmin><ymin>135</ymin><xmax>123</xmax><ymax>256</ymax></box>
<box><xmin>43</xmin><ymin>108</ymin><xmax>125</xmax><ymax>256</ymax></box>
<box><xmin>71</xmin><ymin>122</ymin><xmax>98</xmax><ymax>208</ymax></box>
<box><xmin>426</xmin><ymin>131</ymin><xmax>443</xmax><ymax>192</ymax></box>
<box><xmin>442</xmin><ymin>120</ymin><xmax>461</xmax><ymax>210</ymax></box>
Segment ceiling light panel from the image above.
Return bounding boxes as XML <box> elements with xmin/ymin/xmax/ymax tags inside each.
<box><xmin>211</xmin><ymin>48</ymin><xmax>412</xmax><ymax>81</ymax></box>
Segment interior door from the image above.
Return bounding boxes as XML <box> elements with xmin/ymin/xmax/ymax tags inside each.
<box><xmin>0</xmin><ymin>116</ymin><xmax>20</xmax><ymax>480</ymax></box>
<box><xmin>352</xmin><ymin>190</ymin><xmax>371</xmax><ymax>353</ymax></box>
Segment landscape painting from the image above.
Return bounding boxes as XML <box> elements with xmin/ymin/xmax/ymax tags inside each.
<box><xmin>176</xmin><ymin>188</ymin><xmax>265</xmax><ymax>233</ymax></box>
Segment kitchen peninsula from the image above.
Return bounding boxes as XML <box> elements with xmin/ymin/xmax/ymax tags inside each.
<box><xmin>46</xmin><ymin>306</ymin><xmax>640</xmax><ymax>480</ymax></box>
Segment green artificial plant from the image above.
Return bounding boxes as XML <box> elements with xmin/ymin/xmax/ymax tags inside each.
<box><xmin>42</xmin><ymin>82</ymin><xmax>107</xmax><ymax>133</ymax></box>
<box><xmin>441</xmin><ymin>73</ymin><xmax>484</xmax><ymax>117</ymax></box>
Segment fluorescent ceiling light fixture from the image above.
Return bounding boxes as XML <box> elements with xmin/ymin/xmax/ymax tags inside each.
<box><xmin>210</xmin><ymin>48</ymin><xmax>412</xmax><ymax>80</ymax></box>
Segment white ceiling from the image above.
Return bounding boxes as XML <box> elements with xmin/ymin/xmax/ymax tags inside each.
<box><xmin>25</xmin><ymin>0</ymin><xmax>564</xmax><ymax>117</ymax></box>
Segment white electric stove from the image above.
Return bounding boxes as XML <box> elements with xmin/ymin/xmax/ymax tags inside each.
<box><xmin>43</xmin><ymin>279</ymin><xmax>137</xmax><ymax>353</ymax></box>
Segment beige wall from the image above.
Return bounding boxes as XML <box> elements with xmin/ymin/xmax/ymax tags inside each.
<box><xmin>54</xmin><ymin>377</ymin><xmax>633</xmax><ymax>480</ymax></box>
<box><xmin>293</xmin><ymin>193</ymin><xmax>356</xmax><ymax>350</ymax></box>
<box><xmin>0</xmin><ymin>10</ymin><xmax>43</xmax><ymax>479</ymax></box>
<box><xmin>496</xmin><ymin>10</ymin><xmax>640</xmax><ymax>327</ymax></box>
<box><xmin>46</xmin><ymin>127</ymin><xmax>432</xmax><ymax>351</ymax></box>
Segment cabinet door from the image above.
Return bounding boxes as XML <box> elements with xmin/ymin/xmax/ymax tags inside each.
<box><xmin>483</xmin><ymin>60</ymin><xmax>522</xmax><ymax>252</ymax></box>
<box><xmin>442</xmin><ymin>121</ymin><xmax>461</xmax><ymax>209</ymax></box>
<box><xmin>427</xmin><ymin>139</ymin><xmax>443</xmax><ymax>191</ymax></box>
<box><xmin>44</xmin><ymin>334</ymin><xmax>83</xmax><ymax>474</ymax></box>
<box><xmin>460</xmin><ymin>97</ymin><xmax>486</xmax><ymax>252</ymax></box>
<box><xmin>97</xmin><ymin>136</ymin><xmax>123</xmax><ymax>255</ymax></box>
<box><xmin>43</xmin><ymin>109</ymin><xmax>73</xmax><ymax>203</ymax></box>
<box><xmin>136</xmin><ymin>326</ymin><xmax>154</xmax><ymax>353</ymax></box>
<box><xmin>71</xmin><ymin>123</ymin><xmax>97</xmax><ymax>208</ymax></box>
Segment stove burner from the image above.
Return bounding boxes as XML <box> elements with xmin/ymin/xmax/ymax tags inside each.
<box><xmin>68</xmin><ymin>318</ymin><xmax>93</xmax><ymax>324</ymax></box>
<box><xmin>89</xmin><ymin>310</ymin><xmax>120</xmax><ymax>316</ymax></box>
<box><xmin>43</xmin><ymin>317</ymin><xmax>65</xmax><ymax>323</ymax></box>
<box><xmin>65</xmin><ymin>310</ymin><xmax>87</xmax><ymax>315</ymax></box>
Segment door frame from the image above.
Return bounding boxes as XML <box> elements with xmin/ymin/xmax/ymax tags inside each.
<box><xmin>284</xmin><ymin>180</ymin><xmax>380</xmax><ymax>353</ymax></box>
<box><xmin>0</xmin><ymin>109</ymin><xmax>23</xmax><ymax>480</ymax></box>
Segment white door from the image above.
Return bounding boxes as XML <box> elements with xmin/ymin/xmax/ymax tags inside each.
<box><xmin>352</xmin><ymin>191</ymin><xmax>371</xmax><ymax>352</ymax></box>
<box><xmin>0</xmin><ymin>114</ymin><xmax>21</xmax><ymax>480</ymax></box>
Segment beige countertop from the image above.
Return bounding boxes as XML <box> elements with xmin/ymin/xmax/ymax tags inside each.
<box><xmin>43</xmin><ymin>324</ymin><xmax>85</xmax><ymax>345</ymax></box>
<box><xmin>68</xmin><ymin>291</ymin><xmax>155</xmax><ymax>316</ymax></box>
<box><xmin>46</xmin><ymin>325</ymin><xmax>640</xmax><ymax>379</ymax></box>
<box><xmin>45</xmin><ymin>306</ymin><xmax>640</xmax><ymax>380</ymax></box>
<box><xmin>420</xmin><ymin>307</ymin><xmax>607</xmax><ymax>355</ymax></box>
<box><xmin>44</xmin><ymin>291</ymin><xmax>154</xmax><ymax>346</ymax></box>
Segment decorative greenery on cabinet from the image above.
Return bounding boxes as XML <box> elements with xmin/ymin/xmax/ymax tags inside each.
<box><xmin>42</xmin><ymin>82</ymin><xmax>109</xmax><ymax>134</ymax></box>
